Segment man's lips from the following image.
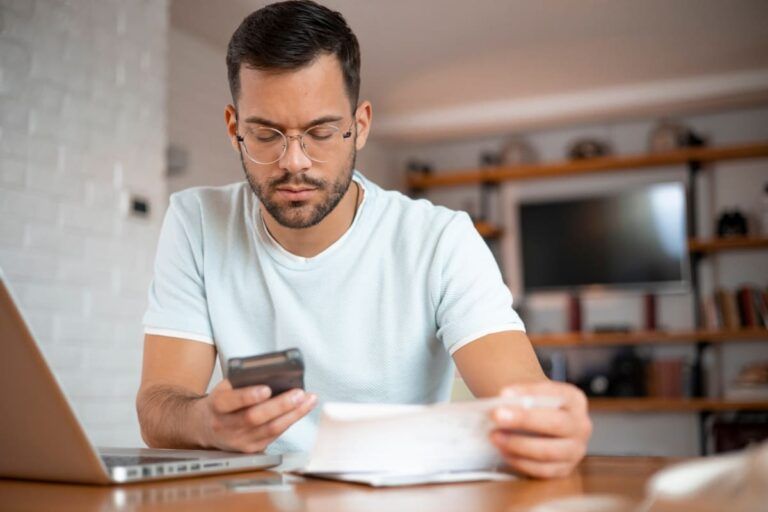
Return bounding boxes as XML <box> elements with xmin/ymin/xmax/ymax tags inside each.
<box><xmin>275</xmin><ymin>187</ymin><xmax>318</xmax><ymax>201</ymax></box>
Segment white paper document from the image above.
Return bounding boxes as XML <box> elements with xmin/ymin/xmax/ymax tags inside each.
<box><xmin>300</xmin><ymin>395</ymin><xmax>563</xmax><ymax>483</ymax></box>
<box><xmin>304</xmin><ymin>470</ymin><xmax>516</xmax><ymax>487</ymax></box>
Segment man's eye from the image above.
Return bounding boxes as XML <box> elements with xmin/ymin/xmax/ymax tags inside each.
<box><xmin>307</xmin><ymin>127</ymin><xmax>336</xmax><ymax>140</ymax></box>
<box><xmin>254</xmin><ymin>129</ymin><xmax>281</xmax><ymax>143</ymax></box>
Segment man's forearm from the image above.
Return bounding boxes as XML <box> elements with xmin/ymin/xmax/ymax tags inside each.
<box><xmin>453</xmin><ymin>331</ymin><xmax>547</xmax><ymax>397</ymax></box>
<box><xmin>136</xmin><ymin>384</ymin><xmax>210</xmax><ymax>449</ymax></box>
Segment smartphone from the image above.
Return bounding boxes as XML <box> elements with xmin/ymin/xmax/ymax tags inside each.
<box><xmin>227</xmin><ymin>348</ymin><xmax>305</xmax><ymax>396</ymax></box>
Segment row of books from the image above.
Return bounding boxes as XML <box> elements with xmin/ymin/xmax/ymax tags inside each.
<box><xmin>703</xmin><ymin>286</ymin><xmax>768</xmax><ymax>330</ymax></box>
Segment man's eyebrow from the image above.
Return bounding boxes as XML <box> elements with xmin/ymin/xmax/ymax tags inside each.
<box><xmin>242</xmin><ymin>115</ymin><xmax>344</xmax><ymax>131</ymax></box>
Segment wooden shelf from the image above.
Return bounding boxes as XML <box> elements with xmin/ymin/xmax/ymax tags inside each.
<box><xmin>529</xmin><ymin>329</ymin><xmax>768</xmax><ymax>347</ymax></box>
<box><xmin>473</xmin><ymin>221</ymin><xmax>503</xmax><ymax>239</ymax></box>
<box><xmin>589</xmin><ymin>397</ymin><xmax>768</xmax><ymax>412</ymax></box>
<box><xmin>471</xmin><ymin>232</ymin><xmax>768</xmax><ymax>248</ymax></box>
<box><xmin>407</xmin><ymin>141</ymin><xmax>768</xmax><ymax>189</ymax></box>
<box><xmin>689</xmin><ymin>236</ymin><xmax>768</xmax><ymax>254</ymax></box>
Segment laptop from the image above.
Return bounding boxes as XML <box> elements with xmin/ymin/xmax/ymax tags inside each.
<box><xmin>0</xmin><ymin>269</ymin><xmax>281</xmax><ymax>484</ymax></box>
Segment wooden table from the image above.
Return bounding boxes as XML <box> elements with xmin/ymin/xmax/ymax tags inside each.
<box><xmin>0</xmin><ymin>456</ymin><xmax>685</xmax><ymax>512</ymax></box>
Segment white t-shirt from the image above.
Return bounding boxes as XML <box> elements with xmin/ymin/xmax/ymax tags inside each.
<box><xmin>143</xmin><ymin>171</ymin><xmax>525</xmax><ymax>453</ymax></box>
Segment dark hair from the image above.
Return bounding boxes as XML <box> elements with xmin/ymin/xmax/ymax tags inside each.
<box><xmin>226</xmin><ymin>0</ymin><xmax>361</xmax><ymax>111</ymax></box>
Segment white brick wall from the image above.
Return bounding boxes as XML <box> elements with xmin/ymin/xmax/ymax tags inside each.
<box><xmin>0</xmin><ymin>0</ymin><xmax>168</xmax><ymax>447</ymax></box>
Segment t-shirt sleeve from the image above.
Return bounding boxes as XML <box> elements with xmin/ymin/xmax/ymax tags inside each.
<box><xmin>142</xmin><ymin>195</ymin><xmax>214</xmax><ymax>344</ymax></box>
<box><xmin>432</xmin><ymin>212</ymin><xmax>525</xmax><ymax>355</ymax></box>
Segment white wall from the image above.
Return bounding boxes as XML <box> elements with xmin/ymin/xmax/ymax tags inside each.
<box><xmin>356</xmin><ymin>138</ymin><xmax>401</xmax><ymax>191</ymax></box>
<box><xmin>393</xmin><ymin>106</ymin><xmax>768</xmax><ymax>456</ymax></box>
<box><xmin>0</xmin><ymin>0</ymin><xmax>168</xmax><ymax>446</ymax></box>
<box><xmin>167</xmin><ymin>27</ymin><xmax>240</xmax><ymax>194</ymax></box>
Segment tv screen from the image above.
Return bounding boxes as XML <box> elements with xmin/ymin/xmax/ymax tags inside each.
<box><xmin>518</xmin><ymin>182</ymin><xmax>689</xmax><ymax>291</ymax></box>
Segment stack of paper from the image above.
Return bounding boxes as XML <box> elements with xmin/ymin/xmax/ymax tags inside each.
<box><xmin>299</xmin><ymin>396</ymin><xmax>562</xmax><ymax>486</ymax></box>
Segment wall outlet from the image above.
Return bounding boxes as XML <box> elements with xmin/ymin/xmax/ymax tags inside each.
<box><xmin>121</xmin><ymin>191</ymin><xmax>151</xmax><ymax>219</ymax></box>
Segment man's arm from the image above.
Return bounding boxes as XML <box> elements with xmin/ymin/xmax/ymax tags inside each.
<box><xmin>453</xmin><ymin>331</ymin><xmax>592</xmax><ymax>478</ymax></box>
<box><xmin>136</xmin><ymin>334</ymin><xmax>217</xmax><ymax>449</ymax></box>
<box><xmin>136</xmin><ymin>334</ymin><xmax>317</xmax><ymax>452</ymax></box>
<box><xmin>452</xmin><ymin>330</ymin><xmax>547</xmax><ymax>396</ymax></box>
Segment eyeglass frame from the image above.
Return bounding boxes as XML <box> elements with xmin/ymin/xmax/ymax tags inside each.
<box><xmin>235</xmin><ymin>114</ymin><xmax>356</xmax><ymax>165</ymax></box>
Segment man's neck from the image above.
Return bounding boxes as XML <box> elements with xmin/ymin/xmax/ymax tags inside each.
<box><xmin>261</xmin><ymin>181</ymin><xmax>362</xmax><ymax>258</ymax></box>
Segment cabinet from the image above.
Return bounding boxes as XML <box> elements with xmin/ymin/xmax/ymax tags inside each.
<box><xmin>409</xmin><ymin>141</ymin><xmax>768</xmax><ymax>454</ymax></box>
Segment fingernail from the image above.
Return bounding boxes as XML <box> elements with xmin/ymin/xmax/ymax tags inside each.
<box><xmin>305</xmin><ymin>394</ymin><xmax>318</xmax><ymax>406</ymax></box>
<box><xmin>501</xmin><ymin>388</ymin><xmax>518</xmax><ymax>398</ymax></box>
<box><xmin>252</xmin><ymin>386</ymin><xmax>270</xmax><ymax>399</ymax></box>
<box><xmin>520</xmin><ymin>396</ymin><xmax>535</xmax><ymax>409</ymax></box>
<box><xmin>291</xmin><ymin>390</ymin><xmax>306</xmax><ymax>405</ymax></box>
<box><xmin>496</xmin><ymin>408</ymin><xmax>515</xmax><ymax>422</ymax></box>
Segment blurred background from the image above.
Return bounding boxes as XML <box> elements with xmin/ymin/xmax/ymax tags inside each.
<box><xmin>1</xmin><ymin>0</ymin><xmax>767</xmax><ymax>456</ymax></box>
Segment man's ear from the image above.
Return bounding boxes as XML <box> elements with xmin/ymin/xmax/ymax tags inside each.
<box><xmin>353</xmin><ymin>100</ymin><xmax>372</xmax><ymax>151</ymax></box>
<box><xmin>224</xmin><ymin>104</ymin><xmax>240</xmax><ymax>152</ymax></box>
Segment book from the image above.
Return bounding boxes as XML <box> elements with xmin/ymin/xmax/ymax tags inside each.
<box><xmin>737</xmin><ymin>286</ymin><xmax>756</xmax><ymax>328</ymax></box>
<box><xmin>647</xmin><ymin>359</ymin><xmax>684</xmax><ymax>398</ymax></box>
<box><xmin>753</xmin><ymin>288</ymin><xmax>768</xmax><ymax>328</ymax></box>
<box><xmin>714</xmin><ymin>288</ymin><xmax>738</xmax><ymax>330</ymax></box>
<box><xmin>702</xmin><ymin>296</ymin><xmax>720</xmax><ymax>330</ymax></box>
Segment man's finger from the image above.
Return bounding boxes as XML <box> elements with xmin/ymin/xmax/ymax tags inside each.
<box><xmin>500</xmin><ymin>381</ymin><xmax>588</xmax><ymax>412</ymax></box>
<box><xmin>491</xmin><ymin>431</ymin><xmax>584</xmax><ymax>463</ymax></box>
<box><xmin>211</xmin><ymin>382</ymin><xmax>272</xmax><ymax>414</ymax></box>
<box><xmin>250</xmin><ymin>393</ymin><xmax>318</xmax><ymax>441</ymax></box>
<box><xmin>239</xmin><ymin>388</ymin><xmax>309</xmax><ymax>427</ymax></box>
<box><xmin>216</xmin><ymin>379</ymin><xmax>233</xmax><ymax>392</ymax></box>
<box><xmin>491</xmin><ymin>406</ymin><xmax>579</xmax><ymax>438</ymax></box>
<box><xmin>502</xmin><ymin>456</ymin><xmax>574</xmax><ymax>479</ymax></box>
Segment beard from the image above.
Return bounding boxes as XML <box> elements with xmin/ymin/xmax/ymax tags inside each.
<box><xmin>241</xmin><ymin>147</ymin><xmax>357</xmax><ymax>229</ymax></box>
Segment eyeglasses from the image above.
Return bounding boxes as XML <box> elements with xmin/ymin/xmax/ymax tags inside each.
<box><xmin>236</xmin><ymin>120</ymin><xmax>354</xmax><ymax>165</ymax></box>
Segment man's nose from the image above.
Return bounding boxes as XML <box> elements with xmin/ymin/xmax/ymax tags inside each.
<box><xmin>278</xmin><ymin>135</ymin><xmax>312</xmax><ymax>174</ymax></box>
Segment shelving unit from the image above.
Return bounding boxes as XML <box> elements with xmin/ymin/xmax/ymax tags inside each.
<box><xmin>473</xmin><ymin>220</ymin><xmax>503</xmax><ymax>239</ymax></box>
<box><xmin>688</xmin><ymin>236</ymin><xmax>768</xmax><ymax>254</ymax></box>
<box><xmin>530</xmin><ymin>328</ymin><xmax>768</xmax><ymax>347</ymax></box>
<box><xmin>589</xmin><ymin>398</ymin><xmax>768</xmax><ymax>413</ymax></box>
<box><xmin>447</xmin><ymin>143</ymin><xmax>768</xmax><ymax>239</ymax></box>
<box><xmin>413</xmin><ymin>139</ymin><xmax>768</xmax><ymax>455</ymax></box>
<box><xmin>408</xmin><ymin>141</ymin><xmax>768</xmax><ymax>190</ymax></box>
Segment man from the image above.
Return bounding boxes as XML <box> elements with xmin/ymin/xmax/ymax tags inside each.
<box><xmin>137</xmin><ymin>0</ymin><xmax>591</xmax><ymax>479</ymax></box>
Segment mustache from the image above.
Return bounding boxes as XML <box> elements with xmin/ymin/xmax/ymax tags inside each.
<box><xmin>268</xmin><ymin>172</ymin><xmax>326</xmax><ymax>190</ymax></box>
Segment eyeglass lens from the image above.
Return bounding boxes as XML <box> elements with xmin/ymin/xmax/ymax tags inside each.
<box><xmin>241</xmin><ymin>125</ymin><xmax>342</xmax><ymax>164</ymax></box>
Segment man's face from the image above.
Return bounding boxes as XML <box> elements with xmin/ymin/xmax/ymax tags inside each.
<box><xmin>227</xmin><ymin>54</ymin><xmax>363</xmax><ymax>229</ymax></box>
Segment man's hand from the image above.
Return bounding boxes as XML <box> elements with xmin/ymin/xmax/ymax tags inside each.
<box><xmin>196</xmin><ymin>379</ymin><xmax>317</xmax><ymax>453</ymax></box>
<box><xmin>489</xmin><ymin>381</ymin><xmax>592</xmax><ymax>479</ymax></box>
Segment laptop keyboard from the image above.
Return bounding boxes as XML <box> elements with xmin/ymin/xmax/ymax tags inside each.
<box><xmin>101</xmin><ymin>455</ymin><xmax>195</xmax><ymax>467</ymax></box>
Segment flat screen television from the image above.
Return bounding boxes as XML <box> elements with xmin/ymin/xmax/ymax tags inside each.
<box><xmin>518</xmin><ymin>182</ymin><xmax>690</xmax><ymax>292</ymax></box>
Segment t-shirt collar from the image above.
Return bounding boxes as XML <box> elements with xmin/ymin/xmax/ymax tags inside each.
<box><xmin>256</xmin><ymin>171</ymin><xmax>367</xmax><ymax>267</ymax></box>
